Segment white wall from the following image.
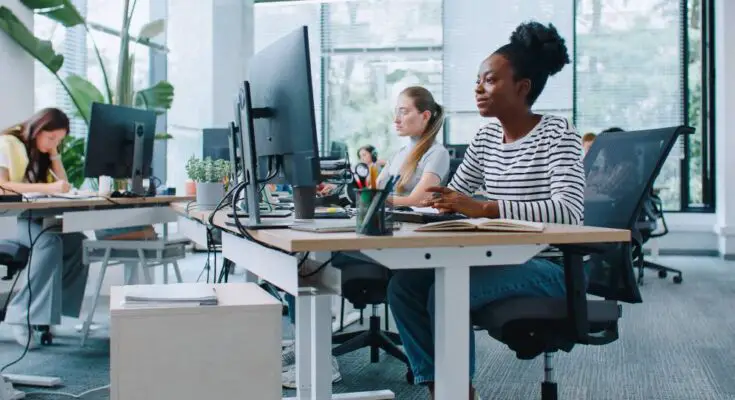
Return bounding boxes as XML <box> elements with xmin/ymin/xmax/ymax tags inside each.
<box><xmin>166</xmin><ymin>0</ymin><xmax>254</xmax><ymax>195</ymax></box>
<box><xmin>0</xmin><ymin>0</ymin><xmax>34</xmax><ymax>128</ymax></box>
<box><xmin>714</xmin><ymin>0</ymin><xmax>735</xmax><ymax>258</ymax></box>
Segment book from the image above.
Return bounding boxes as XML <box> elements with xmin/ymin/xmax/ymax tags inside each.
<box><xmin>122</xmin><ymin>284</ymin><xmax>218</xmax><ymax>306</ymax></box>
<box><xmin>414</xmin><ymin>218</ymin><xmax>544</xmax><ymax>233</ymax></box>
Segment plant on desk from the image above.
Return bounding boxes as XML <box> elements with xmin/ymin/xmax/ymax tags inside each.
<box><xmin>0</xmin><ymin>0</ymin><xmax>175</xmax><ymax>188</ymax></box>
<box><xmin>186</xmin><ymin>156</ymin><xmax>230</xmax><ymax>209</ymax></box>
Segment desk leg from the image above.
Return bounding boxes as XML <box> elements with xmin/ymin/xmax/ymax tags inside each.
<box><xmin>434</xmin><ymin>266</ymin><xmax>470</xmax><ymax>400</ymax></box>
<box><xmin>311</xmin><ymin>295</ymin><xmax>333</xmax><ymax>400</ymax></box>
<box><xmin>296</xmin><ymin>294</ymin><xmax>313</xmax><ymax>399</ymax></box>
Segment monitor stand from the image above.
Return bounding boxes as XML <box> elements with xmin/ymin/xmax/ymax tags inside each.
<box><xmin>237</xmin><ymin>180</ymin><xmax>292</xmax><ymax>230</ymax></box>
<box><xmin>130</xmin><ymin>122</ymin><xmax>145</xmax><ymax>196</ymax></box>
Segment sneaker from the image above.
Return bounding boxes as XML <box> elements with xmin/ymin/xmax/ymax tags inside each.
<box><xmin>281</xmin><ymin>356</ymin><xmax>342</xmax><ymax>389</ymax></box>
<box><xmin>282</xmin><ymin>342</ymin><xmax>296</xmax><ymax>368</ymax></box>
<box><xmin>11</xmin><ymin>325</ymin><xmax>39</xmax><ymax>350</ymax></box>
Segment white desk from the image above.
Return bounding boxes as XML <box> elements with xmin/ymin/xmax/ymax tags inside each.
<box><xmin>172</xmin><ymin>203</ymin><xmax>629</xmax><ymax>400</ymax></box>
<box><xmin>0</xmin><ymin>195</ymin><xmax>193</xmax><ymax>240</ymax></box>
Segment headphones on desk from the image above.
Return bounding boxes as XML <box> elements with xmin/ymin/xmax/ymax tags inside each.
<box><xmin>358</xmin><ymin>145</ymin><xmax>378</xmax><ymax>163</ymax></box>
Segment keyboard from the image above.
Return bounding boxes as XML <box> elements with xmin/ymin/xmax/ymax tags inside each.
<box><xmin>389</xmin><ymin>210</ymin><xmax>467</xmax><ymax>224</ymax></box>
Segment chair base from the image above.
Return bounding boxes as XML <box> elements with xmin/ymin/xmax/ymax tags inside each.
<box><xmin>638</xmin><ymin>260</ymin><xmax>682</xmax><ymax>285</ymax></box>
<box><xmin>1</xmin><ymin>264</ymin><xmax>20</xmax><ymax>281</ymax></box>
<box><xmin>541</xmin><ymin>381</ymin><xmax>557</xmax><ymax>400</ymax></box>
<box><xmin>333</xmin><ymin>315</ymin><xmax>407</xmax><ymax>363</ymax></box>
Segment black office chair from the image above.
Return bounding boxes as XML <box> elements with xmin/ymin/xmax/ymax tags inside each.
<box><xmin>471</xmin><ymin>126</ymin><xmax>692</xmax><ymax>400</ymax></box>
<box><xmin>634</xmin><ymin>190</ymin><xmax>682</xmax><ymax>284</ymax></box>
<box><xmin>0</xmin><ymin>241</ymin><xmax>55</xmax><ymax>344</ymax></box>
<box><xmin>331</xmin><ymin>254</ymin><xmax>412</xmax><ymax>381</ymax></box>
<box><xmin>0</xmin><ymin>241</ymin><xmax>28</xmax><ymax>281</ymax></box>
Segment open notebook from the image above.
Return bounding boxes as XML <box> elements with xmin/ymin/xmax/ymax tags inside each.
<box><xmin>415</xmin><ymin>218</ymin><xmax>544</xmax><ymax>233</ymax></box>
<box><xmin>23</xmin><ymin>191</ymin><xmax>99</xmax><ymax>200</ymax></box>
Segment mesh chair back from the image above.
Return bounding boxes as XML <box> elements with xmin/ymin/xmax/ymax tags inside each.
<box><xmin>583</xmin><ymin>126</ymin><xmax>692</xmax><ymax>302</ymax></box>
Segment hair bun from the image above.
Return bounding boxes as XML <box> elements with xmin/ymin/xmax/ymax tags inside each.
<box><xmin>509</xmin><ymin>21</ymin><xmax>570</xmax><ymax>76</ymax></box>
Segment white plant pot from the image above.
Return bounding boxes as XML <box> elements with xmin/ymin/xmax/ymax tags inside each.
<box><xmin>196</xmin><ymin>182</ymin><xmax>225</xmax><ymax>209</ymax></box>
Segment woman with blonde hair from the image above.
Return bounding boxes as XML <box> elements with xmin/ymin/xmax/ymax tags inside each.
<box><xmin>380</xmin><ymin>86</ymin><xmax>450</xmax><ymax>206</ymax></box>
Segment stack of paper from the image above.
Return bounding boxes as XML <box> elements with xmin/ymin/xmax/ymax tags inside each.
<box><xmin>123</xmin><ymin>284</ymin><xmax>218</xmax><ymax>307</ymax></box>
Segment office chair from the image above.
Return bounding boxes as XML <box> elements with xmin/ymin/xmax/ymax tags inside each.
<box><xmin>0</xmin><ymin>241</ymin><xmax>28</xmax><ymax>281</ymax></box>
<box><xmin>0</xmin><ymin>241</ymin><xmax>55</xmax><ymax>345</ymax></box>
<box><xmin>634</xmin><ymin>190</ymin><xmax>682</xmax><ymax>284</ymax></box>
<box><xmin>470</xmin><ymin>126</ymin><xmax>692</xmax><ymax>400</ymax></box>
<box><xmin>331</xmin><ymin>254</ymin><xmax>412</xmax><ymax>382</ymax></box>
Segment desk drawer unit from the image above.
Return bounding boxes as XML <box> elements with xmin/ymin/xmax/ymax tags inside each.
<box><xmin>110</xmin><ymin>283</ymin><xmax>282</xmax><ymax>400</ymax></box>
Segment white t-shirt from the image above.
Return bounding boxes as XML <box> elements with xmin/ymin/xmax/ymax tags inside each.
<box><xmin>383</xmin><ymin>140</ymin><xmax>450</xmax><ymax>194</ymax></box>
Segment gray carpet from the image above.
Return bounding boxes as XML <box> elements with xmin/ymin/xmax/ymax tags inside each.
<box><xmin>3</xmin><ymin>256</ymin><xmax>735</xmax><ymax>399</ymax></box>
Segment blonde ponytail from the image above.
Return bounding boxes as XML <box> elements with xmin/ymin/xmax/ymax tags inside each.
<box><xmin>396</xmin><ymin>97</ymin><xmax>444</xmax><ymax>194</ymax></box>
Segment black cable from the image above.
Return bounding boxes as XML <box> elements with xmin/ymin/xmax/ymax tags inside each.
<box><xmin>299</xmin><ymin>253</ymin><xmax>337</xmax><ymax>278</ymax></box>
<box><xmin>1</xmin><ymin>210</ymin><xmax>57</xmax><ymax>373</ymax></box>
<box><xmin>228</xmin><ymin>181</ymin><xmax>294</xmax><ymax>257</ymax></box>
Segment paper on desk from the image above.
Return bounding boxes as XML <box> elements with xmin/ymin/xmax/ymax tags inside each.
<box><xmin>123</xmin><ymin>284</ymin><xmax>218</xmax><ymax>306</ymax></box>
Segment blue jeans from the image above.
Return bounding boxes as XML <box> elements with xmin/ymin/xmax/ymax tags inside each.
<box><xmin>387</xmin><ymin>258</ymin><xmax>566</xmax><ymax>385</ymax></box>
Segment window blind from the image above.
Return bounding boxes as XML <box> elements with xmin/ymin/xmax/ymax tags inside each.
<box><xmin>320</xmin><ymin>0</ymin><xmax>442</xmax><ymax>157</ymax></box>
<box><xmin>443</xmin><ymin>0</ymin><xmax>574</xmax><ymax>144</ymax></box>
<box><xmin>575</xmin><ymin>0</ymin><xmax>684</xmax><ymax>209</ymax></box>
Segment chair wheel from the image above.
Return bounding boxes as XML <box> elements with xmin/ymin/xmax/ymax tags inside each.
<box><xmin>40</xmin><ymin>331</ymin><xmax>53</xmax><ymax>346</ymax></box>
<box><xmin>673</xmin><ymin>275</ymin><xmax>683</xmax><ymax>284</ymax></box>
<box><xmin>658</xmin><ymin>270</ymin><xmax>667</xmax><ymax>279</ymax></box>
<box><xmin>406</xmin><ymin>369</ymin><xmax>414</xmax><ymax>384</ymax></box>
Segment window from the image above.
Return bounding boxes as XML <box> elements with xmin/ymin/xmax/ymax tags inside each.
<box><xmin>322</xmin><ymin>0</ymin><xmax>443</xmax><ymax>159</ymax></box>
<box><xmin>575</xmin><ymin>0</ymin><xmax>684</xmax><ymax>210</ymax></box>
<box><xmin>683</xmin><ymin>0</ymin><xmax>714</xmax><ymax>210</ymax></box>
<box><xmin>443</xmin><ymin>0</ymin><xmax>574</xmax><ymax>144</ymax></box>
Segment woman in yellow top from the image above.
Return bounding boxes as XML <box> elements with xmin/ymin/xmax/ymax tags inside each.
<box><xmin>0</xmin><ymin>108</ymin><xmax>88</xmax><ymax>348</ymax></box>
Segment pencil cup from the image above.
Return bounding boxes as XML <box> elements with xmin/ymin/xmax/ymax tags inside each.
<box><xmin>356</xmin><ymin>189</ymin><xmax>393</xmax><ymax>236</ymax></box>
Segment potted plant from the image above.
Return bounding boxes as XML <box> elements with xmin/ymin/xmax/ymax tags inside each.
<box><xmin>0</xmin><ymin>0</ymin><xmax>175</xmax><ymax>188</ymax></box>
<box><xmin>186</xmin><ymin>156</ymin><xmax>230</xmax><ymax>209</ymax></box>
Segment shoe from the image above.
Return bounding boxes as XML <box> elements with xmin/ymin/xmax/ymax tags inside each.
<box><xmin>11</xmin><ymin>325</ymin><xmax>39</xmax><ymax>350</ymax></box>
<box><xmin>281</xmin><ymin>356</ymin><xmax>342</xmax><ymax>389</ymax></box>
<box><xmin>282</xmin><ymin>342</ymin><xmax>295</xmax><ymax>368</ymax></box>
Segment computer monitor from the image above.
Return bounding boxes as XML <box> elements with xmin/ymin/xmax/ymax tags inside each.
<box><xmin>236</xmin><ymin>26</ymin><xmax>320</xmax><ymax>227</ymax></box>
<box><xmin>84</xmin><ymin>103</ymin><xmax>156</xmax><ymax>195</ymax></box>
<box><xmin>202</xmin><ymin>128</ymin><xmax>230</xmax><ymax>161</ymax></box>
<box><xmin>329</xmin><ymin>140</ymin><xmax>348</xmax><ymax>160</ymax></box>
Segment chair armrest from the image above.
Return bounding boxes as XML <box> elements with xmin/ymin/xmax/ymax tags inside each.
<box><xmin>555</xmin><ymin>245</ymin><xmax>589</xmax><ymax>340</ymax></box>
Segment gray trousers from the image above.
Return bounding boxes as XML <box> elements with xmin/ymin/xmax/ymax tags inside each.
<box><xmin>5</xmin><ymin>219</ymin><xmax>89</xmax><ymax>326</ymax></box>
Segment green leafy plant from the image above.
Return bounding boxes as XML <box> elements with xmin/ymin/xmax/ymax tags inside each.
<box><xmin>0</xmin><ymin>0</ymin><xmax>175</xmax><ymax>187</ymax></box>
<box><xmin>185</xmin><ymin>156</ymin><xmax>230</xmax><ymax>184</ymax></box>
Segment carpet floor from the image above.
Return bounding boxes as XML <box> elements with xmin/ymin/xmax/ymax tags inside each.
<box><xmin>2</xmin><ymin>255</ymin><xmax>735</xmax><ymax>399</ymax></box>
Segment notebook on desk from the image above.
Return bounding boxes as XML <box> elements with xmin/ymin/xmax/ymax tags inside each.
<box><xmin>122</xmin><ymin>284</ymin><xmax>218</xmax><ymax>306</ymax></box>
<box><xmin>414</xmin><ymin>218</ymin><xmax>544</xmax><ymax>233</ymax></box>
<box><xmin>23</xmin><ymin>191</ymin><xmax>100</xmax><ymax>200</ymax></box>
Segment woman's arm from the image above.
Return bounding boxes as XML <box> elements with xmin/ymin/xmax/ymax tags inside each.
<box><xmin>49</xmin><ymin>148</ymin><xmax>68</xmax><ymax>182</ymax></box>
<box><xmin>0</xmin><ymin>168</ymin><xmax>56</xmax><ymax>194</ymax></box>
<box><xmin>391</xmin><ymin>172</ymin><xmax>441</xmax><ymax>207</ymax></box>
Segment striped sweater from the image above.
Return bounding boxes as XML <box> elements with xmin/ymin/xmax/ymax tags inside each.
<box><xmin>448</xmin><ymin>114</ymin><xmax>585</xmax><ymax>225</ymax></box>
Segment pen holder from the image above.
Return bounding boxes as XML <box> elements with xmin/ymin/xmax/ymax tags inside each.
<box><xmin>356</xmin><ymin>189</ymin><xmax>392</xmax><ymax>236</ymax></box>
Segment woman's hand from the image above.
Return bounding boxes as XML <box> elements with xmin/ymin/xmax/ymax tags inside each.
<box><xmin>46</xmin><ymin>180</ymin><xmax>70</xmax><ymax>194</ymax></box>
<box><xmin>424</xmin><ymin>186</ymin><xmax>498</xmax><ymax>218</ymax></box>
